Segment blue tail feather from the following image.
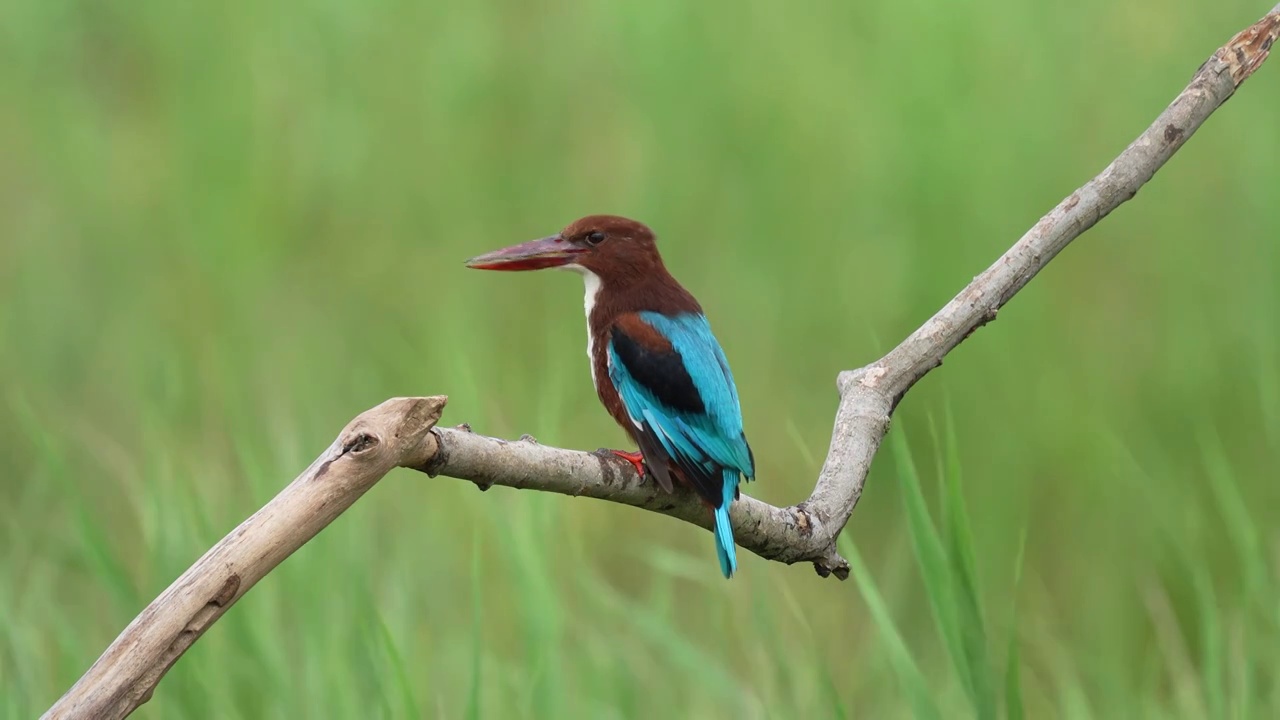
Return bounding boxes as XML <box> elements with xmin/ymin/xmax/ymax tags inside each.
<box><xmin>713</xmin><ymin>469</ymin><xmax>740</xmax><ymax>578</ymax></box>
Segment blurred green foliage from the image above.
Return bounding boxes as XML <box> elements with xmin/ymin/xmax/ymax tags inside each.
<box><xmin>2</xmin><ymin>0</ymin><xmax>1279</xmax><ymax>717</ymax></box>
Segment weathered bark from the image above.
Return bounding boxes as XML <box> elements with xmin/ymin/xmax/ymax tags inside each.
<box><xmin>43</xmin><ymin>398</ymin><xmax>446</xmax><ymax>720</ymax></box>
<box><xmin>43</xmin><ymin>5</ymin><xmax>1280</xmax><ymax>718</ymax></box>
<box><xmin>421</xmin><ymin>4</ymin><xmax>1280</xmax><ymax>579</ymax></box>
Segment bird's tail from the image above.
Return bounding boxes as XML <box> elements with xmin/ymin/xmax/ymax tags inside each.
<box><xmin>714</xmin><ymin>469</ymin><xmax>739</xmax><ymax>578</ymax></box>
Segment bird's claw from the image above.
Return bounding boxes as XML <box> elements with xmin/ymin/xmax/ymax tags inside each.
<box><xmin>610</xmin><ymin>449</ymin><xmax>647</xmax><ymax>479</ymax></box>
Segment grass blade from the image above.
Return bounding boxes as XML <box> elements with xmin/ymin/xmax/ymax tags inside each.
<box><xmin>466</xmin><ymin>526</ymin><xmax>483</xmax><ymax>720</ymax></box>
<box><xmin>1004</xmin><ymin>528</ymin><xmax>1027</xmax><ymax>720</ymax></box>
<box><xmin>939</xmin><ymin>408</ymin><xmax>996</xmax><ymax>718</ymax></box>
<box><xmin>839</xmin><ymin>532</ymin><xmax>941</xmax><ymax>720</ymax></box>
<box><xmin>890</xmin><ymin>428</ymin><xmax>976</xmax><ymax>709</ymax></box>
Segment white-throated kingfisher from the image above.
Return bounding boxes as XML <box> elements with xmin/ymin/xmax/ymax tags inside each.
<box><xmin>465</xmin><ymin>215</ymin><xmax>755</xmax><ymax>578</ymax></box>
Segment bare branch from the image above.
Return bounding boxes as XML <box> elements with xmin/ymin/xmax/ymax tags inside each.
<box><xmin>44</xmin><ymin>6</ymin><xmax>1280</xmax><ymax>718</ymax></box>
<box><xmin>42</xmin><ymin>397</ymin><xmax>447</xmax><ymax>720</ymax></box>
<box><xmin>419</xmin><ymin>427</ymin><xmax>843</xmax><ymax>571</ymax></box>
<box><xmin>421</xmin><ymin>5</ymin><xmax>1280</xmax><ymax>580</ymax></box>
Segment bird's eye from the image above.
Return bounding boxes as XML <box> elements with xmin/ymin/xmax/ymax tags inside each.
<box><xmin>585</xmin><ymin>231</ymin><xmax>606</xmax><ymax>246</ymax></box>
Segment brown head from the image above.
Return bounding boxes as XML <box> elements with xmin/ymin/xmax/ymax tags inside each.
<box><xmin>465</xmin><ymin>215</ymin><xmax>670</xmax><ymax>288</ymax></box>
<box><xmin>466</xmin><ymin>214</ymin><xmax>705</xmax><ymax>437</ymax></box>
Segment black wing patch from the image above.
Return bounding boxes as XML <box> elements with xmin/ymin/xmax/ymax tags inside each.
<box><xmin>610</xmin><ymin>323</ymin><xmax>705</xmax><ymax>415</ymax></box>
<box><xmin>611</xmin><ymin>320</ymin><xmax>726</xmax><ymax>507</ymax></box>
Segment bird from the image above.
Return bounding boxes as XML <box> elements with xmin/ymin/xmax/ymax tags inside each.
<box><xmin>465</xmin><ymin>215</ymin><xmax>755</xmax><ymax>578</ymax></box>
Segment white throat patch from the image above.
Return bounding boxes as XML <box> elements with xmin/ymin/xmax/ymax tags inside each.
<box><xmin>562</xmin><ymin>264</ymin><xmax>604</xmax><ymax>389</ymax></box>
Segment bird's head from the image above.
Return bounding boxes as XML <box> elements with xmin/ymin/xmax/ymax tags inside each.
<box><xmin>465</xmin><ymin>215</ymin><xmax>664</xmax><ymax>283</ymax></box>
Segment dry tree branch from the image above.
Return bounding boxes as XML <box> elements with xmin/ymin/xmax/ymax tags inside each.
<box><xmin>44</xmin><ymin>6</ymin><xmax>1280</xmax><ymax>719</ymax></box>
<box><xmin>420</xmin><ymin>5</ymin><xmax>1280</xmax><ymax>579</ymax></box>
<box><xmin>43</xmin><ymin>398</ymin><xmax>447</xmax><ymax>720</ymax></box>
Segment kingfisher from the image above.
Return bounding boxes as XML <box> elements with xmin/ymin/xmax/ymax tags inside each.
<box><xmin>465</xmin><ymin>215</ymin><xmax>755</xmax><ymax>578</ymax></box>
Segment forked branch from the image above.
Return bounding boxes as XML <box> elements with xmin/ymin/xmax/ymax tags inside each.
<box><xmin>44</xmin><ymin>6</ymin><xmax>1280</xmax><ymax>719</ymax></box>
<box><xmin>420</xmin><ymin>4</ymin><xmax>1280</xmax><ymax>579</ymax></box>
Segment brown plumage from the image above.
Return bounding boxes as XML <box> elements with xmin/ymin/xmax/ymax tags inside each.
<box><xmin>560</xmin><ymin>218</ymin><xmax>705</xmax><ymax>451</ymax></box>
<box><xmin>466</xmin><ymin>215</ymin><xmax>755</xmax><ymax>577</ymax></box>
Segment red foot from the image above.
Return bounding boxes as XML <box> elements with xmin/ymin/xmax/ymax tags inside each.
<box><xmin>610</xmin><ymin>449</ymin><xmax>647</xmax><ymax>478</ymax></box>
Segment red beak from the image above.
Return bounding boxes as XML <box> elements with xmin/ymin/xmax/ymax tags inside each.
<box><xmin>464</xmin><ymin>235</ymin><xmax>587</xmax><ymax>271</ymax></box>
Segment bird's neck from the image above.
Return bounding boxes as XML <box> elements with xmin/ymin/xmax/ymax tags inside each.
<box><xmin>563</xmin><ymin>265</ymin><xmax>701</xmax><ymax>329</ymax></box>
<box><xmin>581</xmin><ymin>269</ymin><xmax>604</xmax><ymax>327</ymax></box>
<box><xmin>581</xmin><ymin>270</ymin><xmax>702</xmax><ymax>322</ymax></box>
<box><xmin>570</xmin><ymin>266</ymin><xmax>701</xmax><ymax>403</ymax></box>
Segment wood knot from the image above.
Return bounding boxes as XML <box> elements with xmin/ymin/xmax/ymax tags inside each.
<box><xmin>793</xmin><ymin>504</ymin><xmax>813</xmax><ymax>536</ymax></box>
<box><xmin>418</xmin><ymin>429</ymin><xmax>449</xmax><ymax>477</ymax></box>
<box><xmin>344</xmin><ymin>433</ymin><xmax>378</xmax><ymax>454</ymax></box>
<box><xmin>212</xmin><ymin>574</ymin><xmax>240</xmax><ymax>607</ymax></box>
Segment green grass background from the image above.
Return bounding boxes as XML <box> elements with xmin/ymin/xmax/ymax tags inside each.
<box><xmin>3</xmin><ymin>0</ymin><xmax>1279</xmax><ymax>717</ymax></box>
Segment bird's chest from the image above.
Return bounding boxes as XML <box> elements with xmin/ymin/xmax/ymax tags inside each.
<box><xmin>581</xmin><ymin>271</ymin><xmax>605</xmax><ymax>388</ymax></box>
<box><xmin>580</xmin><ymin>275</ymin><xmax>632</xmax><ymax>431</ymax></box>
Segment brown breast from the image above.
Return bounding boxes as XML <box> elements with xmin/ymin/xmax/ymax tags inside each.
<box><xmin>584</xmin><ymin>268</ymin><xmax>703</xmax><ymax>444</ymax></box>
